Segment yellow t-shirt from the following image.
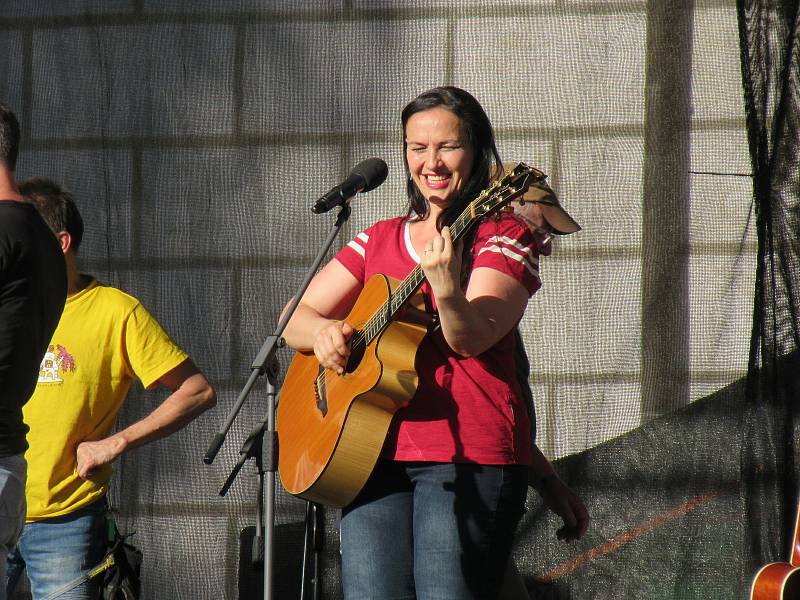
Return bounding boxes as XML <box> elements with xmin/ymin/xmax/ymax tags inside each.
<box><xmin>23</xmin><ymin>278</ymin><xmax>188</xmax><ymax>521</ymax></box>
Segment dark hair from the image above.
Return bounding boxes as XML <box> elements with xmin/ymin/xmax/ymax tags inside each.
<box><xmin>20</xmin><ymin>177</ymin><xmax>85</xmax><ymax>252</ymax></box>
<box><xmin>401</xmin><ymin>86</ymin><xmax>502</xmax><ymax>229</ymax></box>
<box><xmin>0</xmin><ymin>103</ymin><xmax>21</xmax><ymax>170</ymax></box>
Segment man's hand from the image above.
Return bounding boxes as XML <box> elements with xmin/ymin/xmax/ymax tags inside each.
<box><xmin>513</xmin><ymin>186</ymin><xmax>555</xmax><ymax>256</ymax></box>
<box><xmin>536</xmin><ymin>474</ymin><xmax>590</xmax><ymax>542</ymax></box>
<box><xmin>76</xmin><ymin>436</ymin><xmax>127</xmax><ymax>481</ymax></box>
<box><xmin>75</xmin><ymin>363</ymin><xmax>214</xmax><ymax>481</ymax></box>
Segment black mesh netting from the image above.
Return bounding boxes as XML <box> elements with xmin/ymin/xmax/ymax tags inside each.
<box><xmin>1</xmin><ymin>1</ymin><xmax>795</xmax><ymax>598</ymax></box>
<box><xmin>739</xmin><ymin>0</ymin><xmax>800</xmax><ymax>593</ymax></box>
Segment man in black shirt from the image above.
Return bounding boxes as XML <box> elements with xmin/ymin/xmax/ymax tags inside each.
<box><xmin>0</xmin><ymin>102</ymin><xmax>66</xmax><ymax>599</ymax></box>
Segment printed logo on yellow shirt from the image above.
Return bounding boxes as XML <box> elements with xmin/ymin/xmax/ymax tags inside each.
<box><xmin>38</xmin><ymin>344</ymin><xmax>76</xmax><ymax>384</ymax></box>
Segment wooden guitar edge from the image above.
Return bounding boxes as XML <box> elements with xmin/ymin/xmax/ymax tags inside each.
<box><xmin>750</xmin><ymin>562</ymin><xmax>800</xmax><ymax>600</ymax></box>
<box><xmin>283</xmin><ymin>277</ymin><xmax>431</xmax><ymax>508</ymax></box>
<box><xmin>292</xmin><ymin>395</ymin><xmax>396</xmax><ymax>508</ymax></box>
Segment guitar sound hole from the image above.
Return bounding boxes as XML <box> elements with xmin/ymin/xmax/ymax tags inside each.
<box><xmin>345</xmin><ymin>338</ymin><xmax>366</xmax><ymax>374</ymax></box>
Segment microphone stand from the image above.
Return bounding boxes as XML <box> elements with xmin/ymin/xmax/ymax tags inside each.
<box><xmin>204</xmin><ymin>203</ymin><xmax>354</xmax><ymax>600</ymax></box>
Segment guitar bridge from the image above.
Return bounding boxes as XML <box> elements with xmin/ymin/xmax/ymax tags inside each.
<box><xmin>314</xmin><ymin>367</ymin><xmax>328</xmax><ymax>417</ymax></box>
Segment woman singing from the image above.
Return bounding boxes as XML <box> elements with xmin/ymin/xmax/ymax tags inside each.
<box><xmin>283</xmin><ymin>86</ymin><xmax>547</xmax><ymax>599</ymax></box>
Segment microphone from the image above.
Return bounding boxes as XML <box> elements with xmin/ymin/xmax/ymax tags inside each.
<box><xmin>312</xmin><ymin>158</ymin><xmax>388</xmax><ymax>214</ymax></box>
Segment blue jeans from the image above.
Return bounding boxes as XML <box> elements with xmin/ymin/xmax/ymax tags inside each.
<box><xmin>340</xmin><ymin>461</ymin><xmax>528</xmax><ymax>600</ymax></box>
<box><xmin>0</xmin><ymin>454</ymin><xmax>26</xmax><ymax>600</ymax></box>
<box><xmin>6</xmin><ymin>498</ymin><xmax>107</xmax><ymax>600</ymax></box>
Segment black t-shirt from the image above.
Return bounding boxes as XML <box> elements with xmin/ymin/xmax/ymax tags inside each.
<box><xmin>0</xmin><ymin>200</ymin><xmax>67</xmax><ymax>456</ymax></box>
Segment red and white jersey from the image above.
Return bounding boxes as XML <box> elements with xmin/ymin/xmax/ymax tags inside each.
<box><xmin>334</xmin><ymin>212</ymin><xmax>541</xmax><ymax>466</ymax></box>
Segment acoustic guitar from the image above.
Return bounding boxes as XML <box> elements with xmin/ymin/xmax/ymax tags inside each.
<box><xmin>750</xmin><ymin>500</ymin><xmax>800</xmax><ymax>599</ymax></box>
<box><xmin>276</xmin><ymin>162</ymin><xmax>545</xmax><ymax>507</ymax></box>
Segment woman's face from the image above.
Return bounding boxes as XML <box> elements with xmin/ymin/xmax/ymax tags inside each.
<box><xmin>405</xmin><ymin>107</ymin><xmax>475</xmax><ymax>209</ymax></box>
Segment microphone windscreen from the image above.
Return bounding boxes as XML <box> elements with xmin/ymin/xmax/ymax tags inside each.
<box><xmin>351</xmin><ymin>158</ymin><xmax>388</xmax><ymax>193</ymax></box>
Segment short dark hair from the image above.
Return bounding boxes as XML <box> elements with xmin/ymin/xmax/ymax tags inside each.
<box><xmin>0</xmin><ymin>103</ymin><xmax>21</xmax><ymax>170</ymax></box>
<box><xmin>401</xmin><ymin>86</ymin><xmax>502</xmax><ymax>229</ymax></box>
<box><xmin>20</xmin><ymin>177</ymin><xmax>85</xmax><ymax>252</ymax></box>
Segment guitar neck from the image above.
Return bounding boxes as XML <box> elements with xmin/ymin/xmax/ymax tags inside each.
<box><xmin>359</xmin><ymin>266</ymin><xmax>425</xmax><ymax>345</ymax></box>
<box><xmin>358</xmin><ymin>200</ymin><xmax>486</xmax><ymax>346</ymax></box>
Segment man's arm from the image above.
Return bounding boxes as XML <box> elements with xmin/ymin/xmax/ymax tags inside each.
<box><xmin>76</xmin><ymin>358</ymin><xmax>216</xmax><ymax>480</ymax></box>
<box><xmin>498</xmin><ymin>448</ymin><xmax>591</xmax><ymax>600</ymax></box>
<box><xmin>529</xmin><ymin>445</ymin><xmax>590</xmax><ymax>542</ymax></box>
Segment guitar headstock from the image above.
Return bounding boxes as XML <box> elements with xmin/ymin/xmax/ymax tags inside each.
<box><xmin>469</xmin><ymin>162</ymin><xmax>547</xmax><ymax>220</ymax></box>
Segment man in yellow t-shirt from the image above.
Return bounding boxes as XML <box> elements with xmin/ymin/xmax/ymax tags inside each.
<box><xmin>6</xmin><ymin>178</ymin><xmax>216</xmax><ymax>600</ymax></box>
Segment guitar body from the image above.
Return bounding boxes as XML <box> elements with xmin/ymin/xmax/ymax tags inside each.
<box><xmin>277</xmin><ymin>273</ymin><xmax>433</xmax><ymax>508</ymax></box>
<box><xmin>750</xmin><ymin>563</ymin><xmax>800</xmax><ymax>599</ymax></box>
<box><xmin>751</xmin><ymin>501</ymin><xmax>800</xmax><ymax>599</ymax></box>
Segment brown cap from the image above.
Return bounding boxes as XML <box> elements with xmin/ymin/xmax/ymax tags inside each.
<box><xmin>502</xmin><ymin>162</ymin><xmax>581</xmax><ymax>235</ymax></box>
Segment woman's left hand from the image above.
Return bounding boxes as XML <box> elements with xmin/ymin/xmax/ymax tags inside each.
<box><xmin>420</xmin><ymin>226</ymin><xmax>463</xmax><ymax>300</ymax></box>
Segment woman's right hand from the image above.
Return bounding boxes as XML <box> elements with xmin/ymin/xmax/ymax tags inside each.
<box><xmin>312</xmin><ymin>320</ymin><xmax>354</xmax><ymax>375</ymax></box>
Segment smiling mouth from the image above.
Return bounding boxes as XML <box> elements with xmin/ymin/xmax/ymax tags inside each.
<box><xmin>424</xmin><ymin>174</ymin><xmax>451</xmax><ymax>189</ymax></box>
